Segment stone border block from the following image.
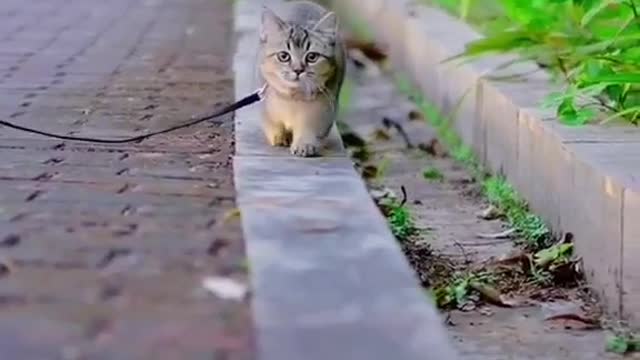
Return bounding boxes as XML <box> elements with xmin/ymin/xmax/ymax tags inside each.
<box><xmin>337</xmin><ymin>0</ymin><xmax>640</xmax><ymax>325</ymax></box>
<box><xmin>232</xmin><ymin>1</ymin><xmax>459</xmax><ymax>358</ymax></box>
<box><xmin>624</xmin><ymin>189</ymin><xmax>640</xmax><ymax>324</ymax></box>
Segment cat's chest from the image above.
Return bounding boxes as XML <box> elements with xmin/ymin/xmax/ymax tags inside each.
<box><xmin>265</xmin><ymin>94</ymin><xmax>330</xmax><ymax>126</ymax></box>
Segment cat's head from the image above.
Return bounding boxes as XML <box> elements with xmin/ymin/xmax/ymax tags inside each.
<box><xmin>259</xmin><ymin>7</ymin><xmax>339</xmax><ymax>99</ymax></box>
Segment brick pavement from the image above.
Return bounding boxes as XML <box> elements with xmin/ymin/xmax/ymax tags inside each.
<box><xmin>0</xmin><ymin>0</ymin><xmax>254</xmax><ymax>358</ymax></box>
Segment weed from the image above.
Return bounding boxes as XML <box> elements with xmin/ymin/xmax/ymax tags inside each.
<box><xmin>483</xmin><ymin>177</ymin><xmax>551</xmax><ymax>249</ymax></box>
<box><xmin>606</xmin><ymin>334</ymin><xmax>640</xmax><ymax>354</ymax></box>
<box><xmin>534</xmin><ymin>242</ymin><xmax>573</xmax><ymax>268</ymax></box>
<box><xmin>423</xmin><ymin>166</ymin><xmax>445</xmax><ymax>182</ymax></box>
<box><xmin>396</xmin><ymin>73</ymin><xmax>552</xmax><ymax>248</ymax></box>
<box><xmin>434</xmin><ymin>271</ymin><xmax>494</xmax><ymax>309</ymax></box>
<box><xmin>378</xmin><ymin>197</ymin><xmax>418</xmax><ymax>242</ymax></box>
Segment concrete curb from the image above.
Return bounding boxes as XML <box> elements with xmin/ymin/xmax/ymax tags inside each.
<box><xmin>335</xmin><ymin>0</ymin><xmax>640</xmax><ymax>324</ymax></box>
<box><xmin>232</xmin><ymin>1</ymin><xmax>458</xmax><ymax>358</ymax></box>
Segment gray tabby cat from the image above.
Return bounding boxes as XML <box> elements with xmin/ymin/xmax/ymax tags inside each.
<box><xmin>259</xmin><ymin>1</ymin><xmax>345</xmax><ymax>157</ymax></box>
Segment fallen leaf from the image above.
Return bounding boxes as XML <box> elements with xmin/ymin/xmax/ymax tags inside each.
<box><xmin>408</xmin><ymin>110</ymin><xmax>423</xmax><ymax>121</ymax></box>
<box><xmin>476</xmin><ymin>228</ymin><xmax>516</xmax><ymax>239</ymax></box>
<box><xmin>201</xmin><ymin>277</ymin><xmax>248</xmax><ymax>301</ymax></box>
<box><xmin>370</xmin><ymin>187</ymin><xmax>396</xmax><ymax>201</ymax></box>
<box><xmin>545</xmin><ymin>313</ymin><xmax>600</xmax><ymax>330</ymax></box>
<box><xmin>207</xmin><ymin>238</ymin><xmax>230</xmax><ymax>256</ymax></box>
<box><xmin>549</xmin><ymin>260</ymin><xmax>581</xmax><ymax>286</ymax></box>
<box><xmin>478</xmin><ymin>307</ymin><xmax>494</xmax><ymax>316</ymax></box>
<box><xmin>223</xmin><ymin>208</ymin><xmax>241</xmax><ymax>223</ymax></box>
<box><xmin>470</xmin><ymin>281</ymin><xmax>513</xmax><ymax>307</ymax></box>
<box><xmin>98</xmin><ymin>248</ymin><xmax>140</xmax><ymax>275</ymax></box>
<box><xmin>493</xmin><ymin>250</ymin><xmax>528</xmax><ymax>265</ymax></box>
<box><xmin>418</xmin><ymin>139</ymin><xmax>447</xmax><ymax>157</ymax></box>
<box><xmin>361</xmin><ymin>165</ymin><xmax>378</xmax><ymax>179</ymax></box>
<box><xmin>344</xmin><ymin>38</ymin><xmax>387</xmax><ymax>62</ymax></box>
<box><xmin>491</xmin><ymin>250</ymin><xmax>532</xmax><ymax>272</ymax></box>
<box><xmin>341</xmin><ymin>131</ymin><xmax>366</xmax><ymax>148</ymax></box>
<box><xmin>347</xmin><ymin>49</ymin><xmax>382</xmax><ymax>77</ymax></box>
<box><xmin>477</xmin><ymin>205</ymin><xmax>501</xmax><ymax>220</ymax></box>
<box><xmin>371</xmin><ymin>128</ymin><xmax>391</xmax><ymax>141</ymax></box>
<box><xmin>459</xmin><ymin>301</ymin><xmax>476</xmax><ymax>312</ymax></box>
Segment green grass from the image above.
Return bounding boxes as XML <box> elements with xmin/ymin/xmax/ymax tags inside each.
<box><xmin>396</xmin><ymin>73</ymin><xmax>551</xmax><ymax>249</ymax></box>
<box><xmin>433</xmin><ymin>271</ymin><xmax>494</xmax><ymax>309</ymax></box>
<box><xmin>422</xmin><ymin>166</ymin><xmax>445</xmax><ymax>182</ymax></box>
<box><xmin>379</xmin><ymin>197</ymin><xmax>418</xmax><ymax>242</ymax></box>
<box><xmin>606</xmin><ymin>334</ymin><xmax>640</xmax><ymax>354</ymax></box>
<box><xmin>483</xmin><ymin>177</ymin><xmax>551</xmax><ymax>249</ymax></box>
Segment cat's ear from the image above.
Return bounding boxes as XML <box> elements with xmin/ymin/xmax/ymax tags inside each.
<box><xmin>312</xmin><ymin>11</ymin><xmax>338</xmax><ymax>35</ymax></box>
<box><xmin>261</xmin><ymin>6</ymin><xmax>286</xmax><ymax>42</ymax></box>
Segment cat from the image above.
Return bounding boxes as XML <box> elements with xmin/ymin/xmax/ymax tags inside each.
<box><xmin>258</xmin><ymin>1</ymin><xmax>345</xmax><ymax>157</ymax></box>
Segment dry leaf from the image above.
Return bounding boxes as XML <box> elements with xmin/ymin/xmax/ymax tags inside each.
<box><xmin>361</xmin><ymin>165</ymin><xmax>378</xmax><ymax>179</ymax></box>
<box><xmin>371</xmin><ymin>128</ymin><xmax>391</xmax><ymax>141</ymax></box>
<box><xmin>477</xmin><ymin>205</ymin><xmax>501</xmax><ymax>220</ymax></box>
<box><xmin>344</xmin><ymin>38</ymin><xmax>387</xmax><ymax>62</ymax></box>
<box><xmin>202</xmin><ymin>276</ymin><xmax>248</xmax><ymax>301</ymax></box>
<box><xmin>223</xmin><ymin>208</ymin><xmax>241</xmax><ymax>223</ymax></box>
<box><xmin>545</xmin><ymin>313</ymin><xmax>600</xmax><ymax>330</ymax></box>
<box><xmin>478</xmin><ymin>307</ymin><xmax>494</xmax><ymax>316</ymax></box>
<box><xmin>418</xmin><ymin>139</ymin><xmax>447</xmax><ymax>157</ymax></box>
<box><xmin>476</xmin><ymin>228</ymin><xmax>516</xmax><ymax>239</ymax></box>
<box><xmin>470</xmin><ymin>281</ymin><xmax>513</xmax><ymax>308</ymax></box>
<box><xmin>408</xmin><ymin>110</ymin><xmax>423</xmax><ymax>121</ymax></box>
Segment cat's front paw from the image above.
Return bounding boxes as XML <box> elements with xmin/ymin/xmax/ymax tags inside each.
<box><xmin>290</xmin><ymin>140</ymin><xmax>320</xmax><ymax>157</ymax></box>
<box><xmin>268</xmin><ymin>130</ymin><xmax>291</xmax><ymax>147</ymax></box>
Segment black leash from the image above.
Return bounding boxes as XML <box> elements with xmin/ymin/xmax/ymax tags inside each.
<box><xmin>0</xmin><ymin>87</ymin><xmax>264</xmax><ymax>144</ymax></box>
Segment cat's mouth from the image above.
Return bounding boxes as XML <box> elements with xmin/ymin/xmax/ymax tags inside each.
<box><xmin>284</xmin><ymin>74</ymin><xmax>304</xmax><ymax>83</ymax></box>
<box><xmin>281</xmin><ymin>77</ymin><xmax>307</xmax><ymax>89</ymax></box>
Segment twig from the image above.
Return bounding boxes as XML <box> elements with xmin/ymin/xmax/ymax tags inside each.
<box><xmin>452</xmin><ymin>238</ymin><xmax>471</xmax><ymax>264</ymax></box>
<box><xmin>382</xmin><ymin>117</ymin><xmax>414</xmax><ymax>149</ymax></box>
<box><xmin>400</xmin><ymin>185</ymin><xmax>408</xmax><ymax>206</ymax></box>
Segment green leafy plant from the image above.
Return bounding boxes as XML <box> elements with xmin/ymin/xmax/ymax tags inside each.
<box><xmin>396</xmin><ymin>76</ymin><xmax>551</xmax><ymax>248</ymax></box>
<box><xmin>483</xmin><ymin>177</ymin><xmax>551</xmax><ymax>249</ymax></box>
<box><xmin>379</xmin><ymin>197</ymin><xmax>418</xmax><ymax>241</ymax></box>
<box><xmin>606</xmin><ymin>334</ymin><xmax>640</xmax><ymax>354</ymax></box>
<box><xmin>423</xmin><ymin>166</ymin><xmax>445</xmax><ymax>181</ymax></box>
<box><xmin>534</xmin><ymin>243</ymin><xmax>573</xmax><ymax>268</ymax></box>
<box><xmin>429</xmin><ymin>0</ymin><xmax>640</xmax><ymax>125</ymax></box>
<box><xmin>434</xmin><ymin>271</ymin><xmax>494</xmax><ymax>308</ymax></box>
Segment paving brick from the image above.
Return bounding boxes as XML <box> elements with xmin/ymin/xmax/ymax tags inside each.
<box><xmin>0</xmin><ymin>0</ymin><xmax>253</xmax><ymax>357</ymax></box>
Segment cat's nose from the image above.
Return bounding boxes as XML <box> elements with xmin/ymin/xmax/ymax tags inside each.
<box><xmin>293</xmin><ymin>68</ymin><xmax>304</xmax><ymax>76</ymax></box>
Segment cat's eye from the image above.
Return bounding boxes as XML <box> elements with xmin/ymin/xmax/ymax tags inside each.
<box><xmin>305</xmin><ymin>52</ymin><xmax>320</xmax><ymax>63</ymax></box>
<box><xmin>276</xmin><ymin>51</ymin><xmax>291</xmax><ymax>63</ymax></box>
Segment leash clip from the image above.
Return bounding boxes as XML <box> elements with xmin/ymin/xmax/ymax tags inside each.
<box><xmin>256</xmin><ymin>84</ymin><xmax>267</xmax><ymax>100</ymax></box>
